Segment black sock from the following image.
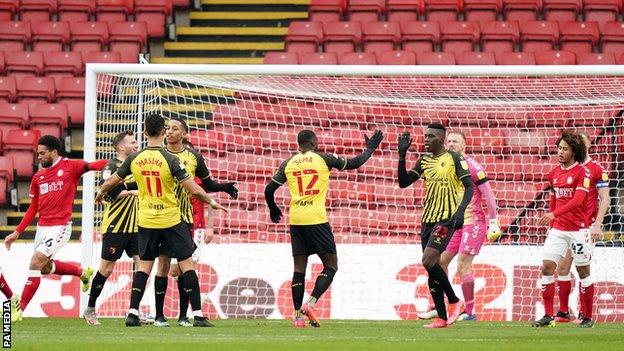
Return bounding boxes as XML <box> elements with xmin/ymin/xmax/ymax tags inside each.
<box><xmin>88</xmin><ymin>271</ymin><xmax>109</xmax><ymax>308</ymax></box>
<box><xmin>130</xmin><ymin>271</ymin><xmax>149</xmax><ymax>310</ymax></box>
<box><xmin>428</xmin><ymin>264</ymin><xmax>459</xmax><ymax>303</ymax></box>
<box><xmin>154</xmin><ymin>276</ymin><xmax>168</xmax><ymax>318</ymax></box>
<box><xmin>183</xmin><ymin>270</ymin><xmax>202</xmax><ymax>313</ymax></box>
<box><xmin>292</xmin><ymin>272</ymin><xmax>305</xmax><ymax>312</ymax></box>
<box><xmin>311</xmin><ymin>267</ymin><xmax>336</xmax><ymax>300</ymax></box>
<box><xmin>177</xmin><ymin>275</ymin><xmax>189</xmax><ymax>319</ymax></box>
<box><xmin>428</xmin><ymin>276</ymin><xmax>448</xmax><ymax>320</ymax></box>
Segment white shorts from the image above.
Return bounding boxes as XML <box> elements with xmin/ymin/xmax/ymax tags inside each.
<box><xmin>191</xmin><ymin>229</ymin><xmax>206</xmax><ymax>263</ymax></box>
<box><xmin>542</xmin><ymin>228</ymin><xmax>593</xmax><ymax>267</ymax></box>
<box><xmin>34</xmin><ymin>223</ymin><xmax>72</xmax><ymax>258</ymax></box>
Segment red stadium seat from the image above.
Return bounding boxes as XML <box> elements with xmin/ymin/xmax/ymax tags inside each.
<box><xmin>536</xmin><ymin>50</ymin><xmax>575</xmax><ymax>64</ymax></box>
<box><xmin>309</xmin><ymin>0</ymin><xmax>346</xmax><ymax>23</ymax></box>
<box><xmin>424</xmin><ymin>0</ymin><xmax>462</xmax><ymax>22</ymax></box>
<box><xmin>464</xmin><ymin>128</ymin><xmax>509</xmax><ymax>153</ymax></box>
<box><xmin>481</xmin><ymin>21</ymin><xmax>520</xmax><ymax>57</ymax></box>
<box><xmin>0</xmin><ymin>0</ymin><xmax>18</xmax><ymax>21</ymax></box>
<box><xmin>401</xmin><ymin>21</ymin><xmax>440</xmax><ymax>54</ymax></box>
<box><xmin>577</xmin><ymin>52</ymin><xmax>616</xmax><ymax>64</ymax></box>
<box><xmin>377</xmin><ymin>50</ymin><xmax>416</xmax><ymax>64</ymax></box>
<box><xmin>263</xmin><ymin>52</ymin><xmax>299</xmax><ymax>64</ymax></box>
<box><xmin>259</xmin><ymin>127</ymin><xmax>298</xmax><ymax>153</ymax></box>
<box><xmin>0</xmin><ymin>21</ymin><xmax>31</xmax><ymax>54</ymax></box>
<box><xmin>362</xmin><ymin>21</ymin><xmax>401</xmax><ymax>54</ymax></box>
<box><xmin>528</xmin><ymin>109</ymin><xmax>569</xmax><ymax>127</ymax></box>
<box><xmin>282</xmin><ymin>100</ymin><xmax>331</xmax><ymax>127</ymax></box>
<box><xmin>0</xmin><ymin>76</ymin><xmax>15</xmax><ymax>102</ymax></box>
<box><xmin>187</xmin><ymin>129</ymin><xmax>225</xmax><ymax>156</ymax></box>
<box><xmin>455</xmin><ymin>51</ymin><xmax>496</xmax><ymax>64</ymax></box>
<box><xmin>16</xmin><ymin>76</ymin><xmax>55</xmax><ymax>105</ymax></box>
<box><xmin>328</xmin><ymin>180</ymin><xmax>375</xmax><ymax>209</ymax></box>
<box><xmin>55</xmin><ymin>76</ymin><xmax>84</xmax><ymax>99</ymax></box>
<box><xmin>134</xmin><ymin>0</ymin><xmax>172</xmax><ymax>38</ymax></box>
<box><xmin>520</xmin><ymin>21</ymin><xmax>559</xmax><ymax>54</ymax></box>
<box><xmin>29</xmin><ymin>103</ymin><xmax>68</xmax><ymax>138</ymax></box>
<box><xmin>300</xmin><ymin>52</ymin><xmax>338</xmax><ymax>64</ymax></box>
<box><xmin>221</xmin><ymin>127</ymin><xmax>262</xmax><ymax>154</ymax></box>
<box><xmin>0</xmin><ymin>51</ymin><xmax>4</xmax><ymax>75</ymax></box>
<box><xmin>285</xmin><ymin>21</ymin><xmax>323</xmax><ymax>54</ymax></box>
<box><xmin>63</xmin><ymin>99</ymin><xmax>84</xmax><ymax>125</ymax></box>
<box><xmin>387</xmin><ymin>0</ymin><xmax>424</xmax><ymax>26</ymax></box>
<box><xmin>31</xmin><ymin>21</ymin><xmax>70</xmax><ymax>53</ymax></box>
<box><xmin>58</xmin><ymin>0</ymin><xmax>95</xmax><ymax>22</ymax></box>
<box><xmin>323</xmin><ymin>21</ymin><xmax>362</xmax><ymax>54</ymax></box>
<box><xmin>543</xmin><ymin>0</ymin><xmax>582</xmax><ymax>26</ymax></box>
<box><xmin>109</xmin><ymin>21</ymin><xmax>148</xmax><ymax>63</ymax></box>
<box><xmin>19</xmin><ymin>0</ymin><xmax>57</xmax><ymax>22</ymax></box>
<box><xmin>491</xmin><ymin>155</ymin><xmax>551</xmax><ymax>181</ymax></box>
<box><xmin>241</xmin><ymin>100</ymin><xmax>290</xmax><ymax>126</ymax></box>
<box><xmin>358</xmin><ymin>150</ymin><xmax>398</xmax><ymax>180</ymax></box>
<box><xmin>6</xmin><ymin>51</ymin><xmax>43</xmax><ymax>76</ymax></box>
<box><xmin>373</xmin><ymin>182</ymin><xmax>420</xmax><ymax>209</ymax></box>
<box><xmin>339</xmin><ymin>52</ymin><xmax>377</xmax><ymax>64</ymax></box>
<box><xmin>95</xmin><ymin>0</ymin><xmax>133</xmax><ymax>25</ymax></box>
<box><xmin>70</xmin><ymin>21</ymin><xmax>109</xmax><ymax>55</ymax></box>
<box><xmin>503</xmin><ymin>0</ymin><xmax>542</xmax><ymax>21</ymax></box>
<box><xmin>601</xmin><ymin>21</ymin><xmax>624</xmax><ymax>58</ymax></box>
<box><xmin>488</xmin><ymin>108</ymin><xmax>530</xmax><ymax>127</ymax></box>
<box><xmin>447</xmin><ymin>107</ymin><xmax>488</xmax><ymax>126</ymax></box>
<box><xmin>491</xmin><ymin>181</ymin><xmax>546</xmax><ymax>207</ymax></box>
<box><xmin>464</xmin><ymin>0</ymin><xmax>502</xmax><ymax>26</ymax></box>
<box><xmin>211</xmin><ymin>103</ymin><xmax>250</xmax><ymax>127</ymax></box>
<box><xmin>82</xmin><ymin>51</ymin><xmax>121</xmax><ymax>64</ymax></box>
<box><xmin>417</xmin><ymin>51</ymin><xmax>456</xmax><ymax>64</ymax></box>
<box><xmin>584</xmin><ymin>0</ymin><xmax>621</xmax><ymax>31</ymax></box>
<box><xmin>0</xmin><ymin>155</ymin><xmax>14</xmax><ymax>204</ymax></box>
<box><xmin>497</xmin><ymin>51</ymin><xmax>536</xmax><ymax>64</ymax></box>
<box><xmin>347</xmin><ymin>0</ymin><xmax>386</xmax><ymax>22</ymax></box>
<box><xmin>441</xmin><ymin>21</ymin><xmax>480</xmax><ymax>53</ymax></box>
<box><xmin>312</xmin><ymin>101</ymin><xmax>366</xmax><ymax>128</ymax></box>
<box><xmin>2</xmin><ymin>129</ymin><xmax>40</xmax><ymax>177</ymax></box>
<box><xmin>0</xmin><ymin>103</ymin><xmax>28</xmax><ymax>135</ymax></box>
<box><xmin>44</xmin><ymin>51</ymin><xmax>83</xmax><ymax>76</ymax></box>
<box><xmin>559</xmin><ymin>21</ymin><xmax>600</xmax><ymax>56</ymax></box>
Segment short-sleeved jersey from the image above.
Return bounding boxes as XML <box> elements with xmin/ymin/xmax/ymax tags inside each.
<box><xmin>100</xmin><ymin>158</ymin><xmax>138</xmax><ymax>234</ymax></box>
<box><xmin>166</xmin><ymin>146</ymin><xmax>212</xmax><ymax>224</ymax></box>
<box><xmin>29</xmin><ymin>157</ymin><xmax>90</xmax><ymax>226</ymax></box>
<box><xmin>411</xmin><ymin>150</ymin><xmax>471</xmax><ymax>223</ymax></box>
<box><xmin>463</xmin><ymin>156</ymin><xmax>489</xmax><ymax>224</ymax></box>
<box><xmin>117</xmin><ymin>146</ymin><xmax>190</xmax><ymax>229</ymax></box>
<box><xmin>582</xmin><ymin>158</ymin><xmax>609</xmax><ymax>225</ymax></box>
<box><xmin>548</xmin><ymin>162</ymin><xmax>591</xmax><ymax>231</ymax></box>
<box><xmin>191</xmin><ymin>177</ymin><xmax>206</xmax><ymax>230</ymax></box>
<box><xmin>272</xmin><ymin>151</ymin><xmax>347</xmax><ymax>225</ymax></box>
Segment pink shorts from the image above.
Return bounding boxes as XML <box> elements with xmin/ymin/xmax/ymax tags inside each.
<box><xmin>445</xmin><ymin>221</ymin><xmax>487</xmax><ymax>256</ymax></box>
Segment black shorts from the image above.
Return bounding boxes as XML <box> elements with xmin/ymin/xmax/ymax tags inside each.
<box><xmin>290</xmin><ymin>223</ymin><xmax>337</xmax><ymax>257</ymax></box>
<box><xmin>101</xmin><ymin>232</ymin><xmax>139</xmax><ymax>261</ymax></box>
<box><xmin>138</xmin><ymin>222</ymin><xmax>196</xmax><ymax>261</ymax></box>
<box><xmin>420</xmin><ymin>221</ymin><xmax>456</xmax><ymax>252</ymax></box>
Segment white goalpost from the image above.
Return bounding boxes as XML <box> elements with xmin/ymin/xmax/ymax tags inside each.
<box><xmin>82</xmin><ymin>64</ymin><xmax>624</xmax><ymax>321</ymax></box>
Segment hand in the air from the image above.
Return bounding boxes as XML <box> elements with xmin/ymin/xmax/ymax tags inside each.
<box><xmin>224</xmin><ymin>182</ymin><xmax>239</xmax><ymax>199</ymax></box>
<box><xmin>398</xmin><ymin>131</ymin><xmax>412</xmax><ymax>157</ymax></box>
<box><xmin>365</xmin><ymin>130</ymin><xmax>384</xmax><ymax>152</ymax></box>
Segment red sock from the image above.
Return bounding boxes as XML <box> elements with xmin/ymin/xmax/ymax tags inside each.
<box><xmin>542</xmin><ymin>281</ymin><xmax>556</xmax><ymax>317</ymax></box>
<box><xmin>557</xmin><ymin>278</ymin><xmax>572</xmax><ymax>313</ymax></box>
<box><xmin>580</xmin><ymin>282</ymin><xmax>595</xmax><ymax>319</ymax></box>
<box><xmin>0</xmin><ymin>273</ymin><xmax>13</xmax><ymax>299</ymax></box>
<box><xmin>20</xmin><ymin>271</ymin><xmax>41</xmax><ymax>311</ymax></box>
<box><xmin>52</xmin><ymin>261</ymin><xmax>83</xmax><ymax>277</ymax></box>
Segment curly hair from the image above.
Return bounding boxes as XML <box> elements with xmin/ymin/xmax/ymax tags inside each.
<box><xmin>556</xmin><ymin>130</ymin><xmax>586</xmax><ymax>163</ymax></box>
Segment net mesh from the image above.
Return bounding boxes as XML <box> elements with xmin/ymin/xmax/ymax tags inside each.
<box><xmin>87</xmin><ymin>73</ymin><xmax>624</xmax><ymax>322</ymax></box>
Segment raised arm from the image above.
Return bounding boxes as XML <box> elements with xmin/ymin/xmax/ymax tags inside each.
<box><xmin>397</xmin><ymin>131</ymin><xmax>420</xmax><ymax>188</ymax></box>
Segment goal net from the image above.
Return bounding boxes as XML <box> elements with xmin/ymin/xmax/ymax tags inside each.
<box><xmin>82</xmin><ymin>65</ymin><xmax>624</xmax><ymax>322</ymax></box>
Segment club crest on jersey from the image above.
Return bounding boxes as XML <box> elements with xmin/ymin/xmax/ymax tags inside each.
<box><xmin>57</xmin><ymin>169</ymin><xmax>64</xmax><ymax>177</ymax></box>
<box><xmin>583</xmin><ymin>178</ymin><xmax>590</xmax><ymax>188</ymax></box>
<box><xmin>566</xmin><ymin>176</ymin><xmax>573</xmax><ymax>184</ymax></box>
<box><xmin>460</xmin><ymin>160</ymin><xmax>469</xmax><ymax>170</ymax></box>
<box><xmin>477</xmin><ymin>170</ymin><xmax>486</xmax><ymax>180</ymax></box>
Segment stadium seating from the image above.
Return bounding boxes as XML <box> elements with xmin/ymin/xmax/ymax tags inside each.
<box><xmin>55</xmin><ymin>76</ymin><xmax>84</xmax><ymax>125</ymax></box>
<box><xmin>285</xmin><ymin>21</ymin><xmax>324</xmax><ymax>54</ymax></box>
<box><xmin>0</xmin><ymin>103</ymin><xmax>28</xmax><ymax>136</ymax></box>
<box><xmin>347</xmin><ymin>0</ymin><xmax>386</xmax><ymax>22</ymax></box>
<box><xmin>16</xmin><ymin>76</ymin><xmax>55</xmax><ymax>104</ymax></box>
<box><xmin>323</xmin><ymin>21</ymin><xmax>362</xmax><ymax>54</ymax></box>
<box><xmin>134</xmin><ymin>0</ymin><xmax>171</xmax><ymax>38</ymax></box>
<box><xmin>19</xmin><ymin>0</ymin><xmax>57</xmax><ymax>22</ymax></box>
<box><xmin>456</xmin><ymin>51</ymin><xmax>496</xmax><ymax>64</ymax></box>
<box><xmin>263</xmin><ymin>52</ymin><xmax>299</xmax><ymax>64</ymax></box>
<box><xmin>82</xmin><ymin>51</ymin><xmax>121</xmax><ymax>64</ymax></box>
<box><xmin>440</xmin><ymin>21</ymin><xmax>480</xmax><ymax>53</ymax></box>
<box><xmin>504</xmin><ymin>0</ymin><xmax>542</xmax><ymax>21</ymax></box>
<box><xmin>29</xmin><ymin>103</ymin><xmax>68</xmax><ymax>138</ymax></box>
<box><xmin>535</xmin><ymin>50</ymin><xmax>576</xmax><ymax>64</ymax></box>
<box><xmin>577</xmin><ymin>52</ymin><xmax>616</xmax><ymax>64</ymax></box>
<box><xmin>44</xmin><ymin>51</ymin><xmax>83</xmax><ymax>76</ymax></box>
<box><xmin>69</xmin><ymin>21</ymin><xmax>109</xmax><ymax>55</ymax></box>
<box><xmin>58</xmin><ymin>0</ymin><xmax>95</xmax><ymax>23</ymax></box>
<box><xmin>2</xmin><ymin>128</ymin><xmax>40</xmax><ymax>177</ymax></box>
<box><xmin>497</xmin><ymin>51</ymin><xmax>536</xmax><ymax>64</ymax></box>
<box><xmin>31</xmin><ymin>21</ymin><xmax>70</xmax><ymax>53</ymax></box>
<box><xmin>400</xmin><ymin>20</ymin><xmax>440</xmax><ymax>54</ymax></box>
<box><xmin>309</xmin><ymin>0</ymin><xmax>346</xmax><ymax>23</ymax></box>
<box><xmin>543</xmin><ymin>0</ymin><xmax>582</xmax><ymax>26</ymax></box>
<box><xmin>386</xmin><ymin>0</ymin><xmax>424</xmax><ymax>25</ymax></box>
<box><xmin>0</xmin><ymin>21</ymin><xmax>31</xmax><ymax>53</ymax></box>
<box><xmin>0</xmin><ymin>76</ymin><xmax>15</xmax><ymax>102</ymax></box>
<box><xmin>5</xmin><ymin>51</ymin><xmax>43</xmax><ymax>76</ymax></box>
<box><xmin>0</xmin><ymin>0</ymin><xmax>18</xmax><ymax>21</ymax></box>
<box><xmin>481</xmin><ymin>21</ymin><xmax>520</xmax><ymax>57</ymax></box>
<box><xmin>424</xmin><ymin>0</ymin><xmax>462</xmax><ymax>22</ymax></box>
<box><xmin>0</xmin><ymin>154</ymin><xmax>12</xmax><ymax>204</ymax></box>
<box><xmin>559</xmin><ymin>21</ymin><xmax>600</xmax><ymax>56</ymax></box>
<box><xmin>362</xmin><ymin>21</ymin><xmax>401</xmax><ymax>54</ymax></box>
<box><xmin>520</xmin><ymin>21</ymin><xmax>559</xmax><ymax>53</ymax></box>
<box><xmin>377</xmin><ymin>50</ymin><xmax>416</xmax><ymax>64</ymax></box>
<box><xmin>601</xmin><ymin>21</ymin><xmax>624</xmax><ymax>58</ymax></box>
<box><xmin>584</xmin><ymin>0</ymin><xmax>621</xmax><ymax>31</ymax></box>
<box><xmin>464</xmin><ymin>0</ymin><xmax>502</xmax><ymax>26</ymax></box>
<box><xmin>300</xmin><ymin>52</ymin><xmax>339</xmax><ymax>64</ymax></box>
<box><xmin>109</xmin><ymin>21</ymin><xmax>148</xmax><ymax>63</ymax></box>
<box><xmin>339</xmin><ymin>52</ymin><xmax>377</xmax><ymax>64</ymax></box>
<box><xmin>95</xmin><ymin>0</ymin><xmax>133</xmax><ymax>25</ymax></box>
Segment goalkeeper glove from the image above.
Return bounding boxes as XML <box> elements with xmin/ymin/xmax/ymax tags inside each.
<box><xmin>487</xmin><ymin>219</ymin><xmax>501</xmax><ymax>241</ymax></box>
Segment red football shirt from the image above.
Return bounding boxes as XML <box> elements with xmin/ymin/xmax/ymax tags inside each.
<box><xmin>29</xmin><ymin>157</ymin><xmax>91</xmax><ymax>226</ymax></box>
<box><xmin>548</xmin><ymin>162</ymin><xmax>591</xmax><ymax>231</ymax></box>
<box><xmin>191</xmin><ymin>177</ymin><xmax>206</xmax><ymax>230</ymax></box>
<box><xmin>582</xmin><ymin>158</ymin><xmax>609</xmax><ymax>225</ymax></box>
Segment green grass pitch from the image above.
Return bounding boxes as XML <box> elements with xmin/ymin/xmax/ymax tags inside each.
<box><xmin>10</xmin><ymin>318</ymin><xmax>624</xmax><ymax>351</ymax></box>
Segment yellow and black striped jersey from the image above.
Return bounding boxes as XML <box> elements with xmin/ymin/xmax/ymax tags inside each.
<box><xmin>411</xmin><ymin>150</ymin><xmax>470</xmax><ymax>223</ymax></box>
<box><xmin>166</xmin><ymin>146</ymin><xmax>212</xmax><ymax>224</ymax></box>
<box><xmin>272</xmin><ymin>151</ymin><xmax>348</xmax><ymax>225</ymax></box>
<box><xmin>100</xmin><ymin>158</ymin><xmax>138</xmax><ymax>234</ymax></box>
<box><xmin>117</xmin><ymin>146</ymin><xmax>190</xmax><ymax>229</ymax></box>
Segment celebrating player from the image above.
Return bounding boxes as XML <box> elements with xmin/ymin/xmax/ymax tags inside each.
<box><xmin>264</xmin><ymin>129</ymin><xmax>383</xmax><ymax>328</ymax></box>
<box><xmin>397</xmin><ymin>124</ymin><xmax>474</xmax><ymax>328</ymax></box>
<box><xmin>83</xmin><ymin>131</ymin><xmax>140</xmax><ymax>325</ymax></box>
<box><xmin>420</xmin><ymin>131</ymin><xmax>500</xmax><ymax>322</ymax></box>
<box><xmin>553</xmin><ymin>131</ymin><xmax>609</xmax><ymax>325</ymax></box>
<box><xmin>153</xmin><ymin>118</ymin><xmax>237</xmax><ymax>327</ymax></box>
<box><xmin>5</xmin><ymin>135</ymin><xmax>107</xmax><ymax>321</ymax></box>
<box><xmin>533</xmin><ymin>130</ymin><xmax>594</xmax><ymax>328</ymax></box>
<box><xmin>96</xmin><ymin>113</ymin><xmax>227</xmax><ymax>327</ymax></box>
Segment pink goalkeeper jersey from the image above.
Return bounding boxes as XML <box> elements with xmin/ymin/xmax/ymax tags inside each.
<box><xmin>463</xmin><ymin>156</ymin><xmax>489</xmax><ymax>225</ymax></box>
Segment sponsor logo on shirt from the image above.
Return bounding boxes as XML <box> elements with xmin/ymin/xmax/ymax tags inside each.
<box><xmin>554</xmin><ymin>187</ymin><xmax>573</xmax><ymax>198</ymax></box>
<box><xmin>566</xmin><ymin>176</ymin><xmax>573</xmax><ymax>184</ymax></box>
<box><xmin>39</xmin><ymin>181</ymin><xmax>64</xmax><ymax>195</ymax></box>
<box><xmin>477</xmin><ymin>170</ymin><xmax>486</xmax><ymax>180</ymax></box>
